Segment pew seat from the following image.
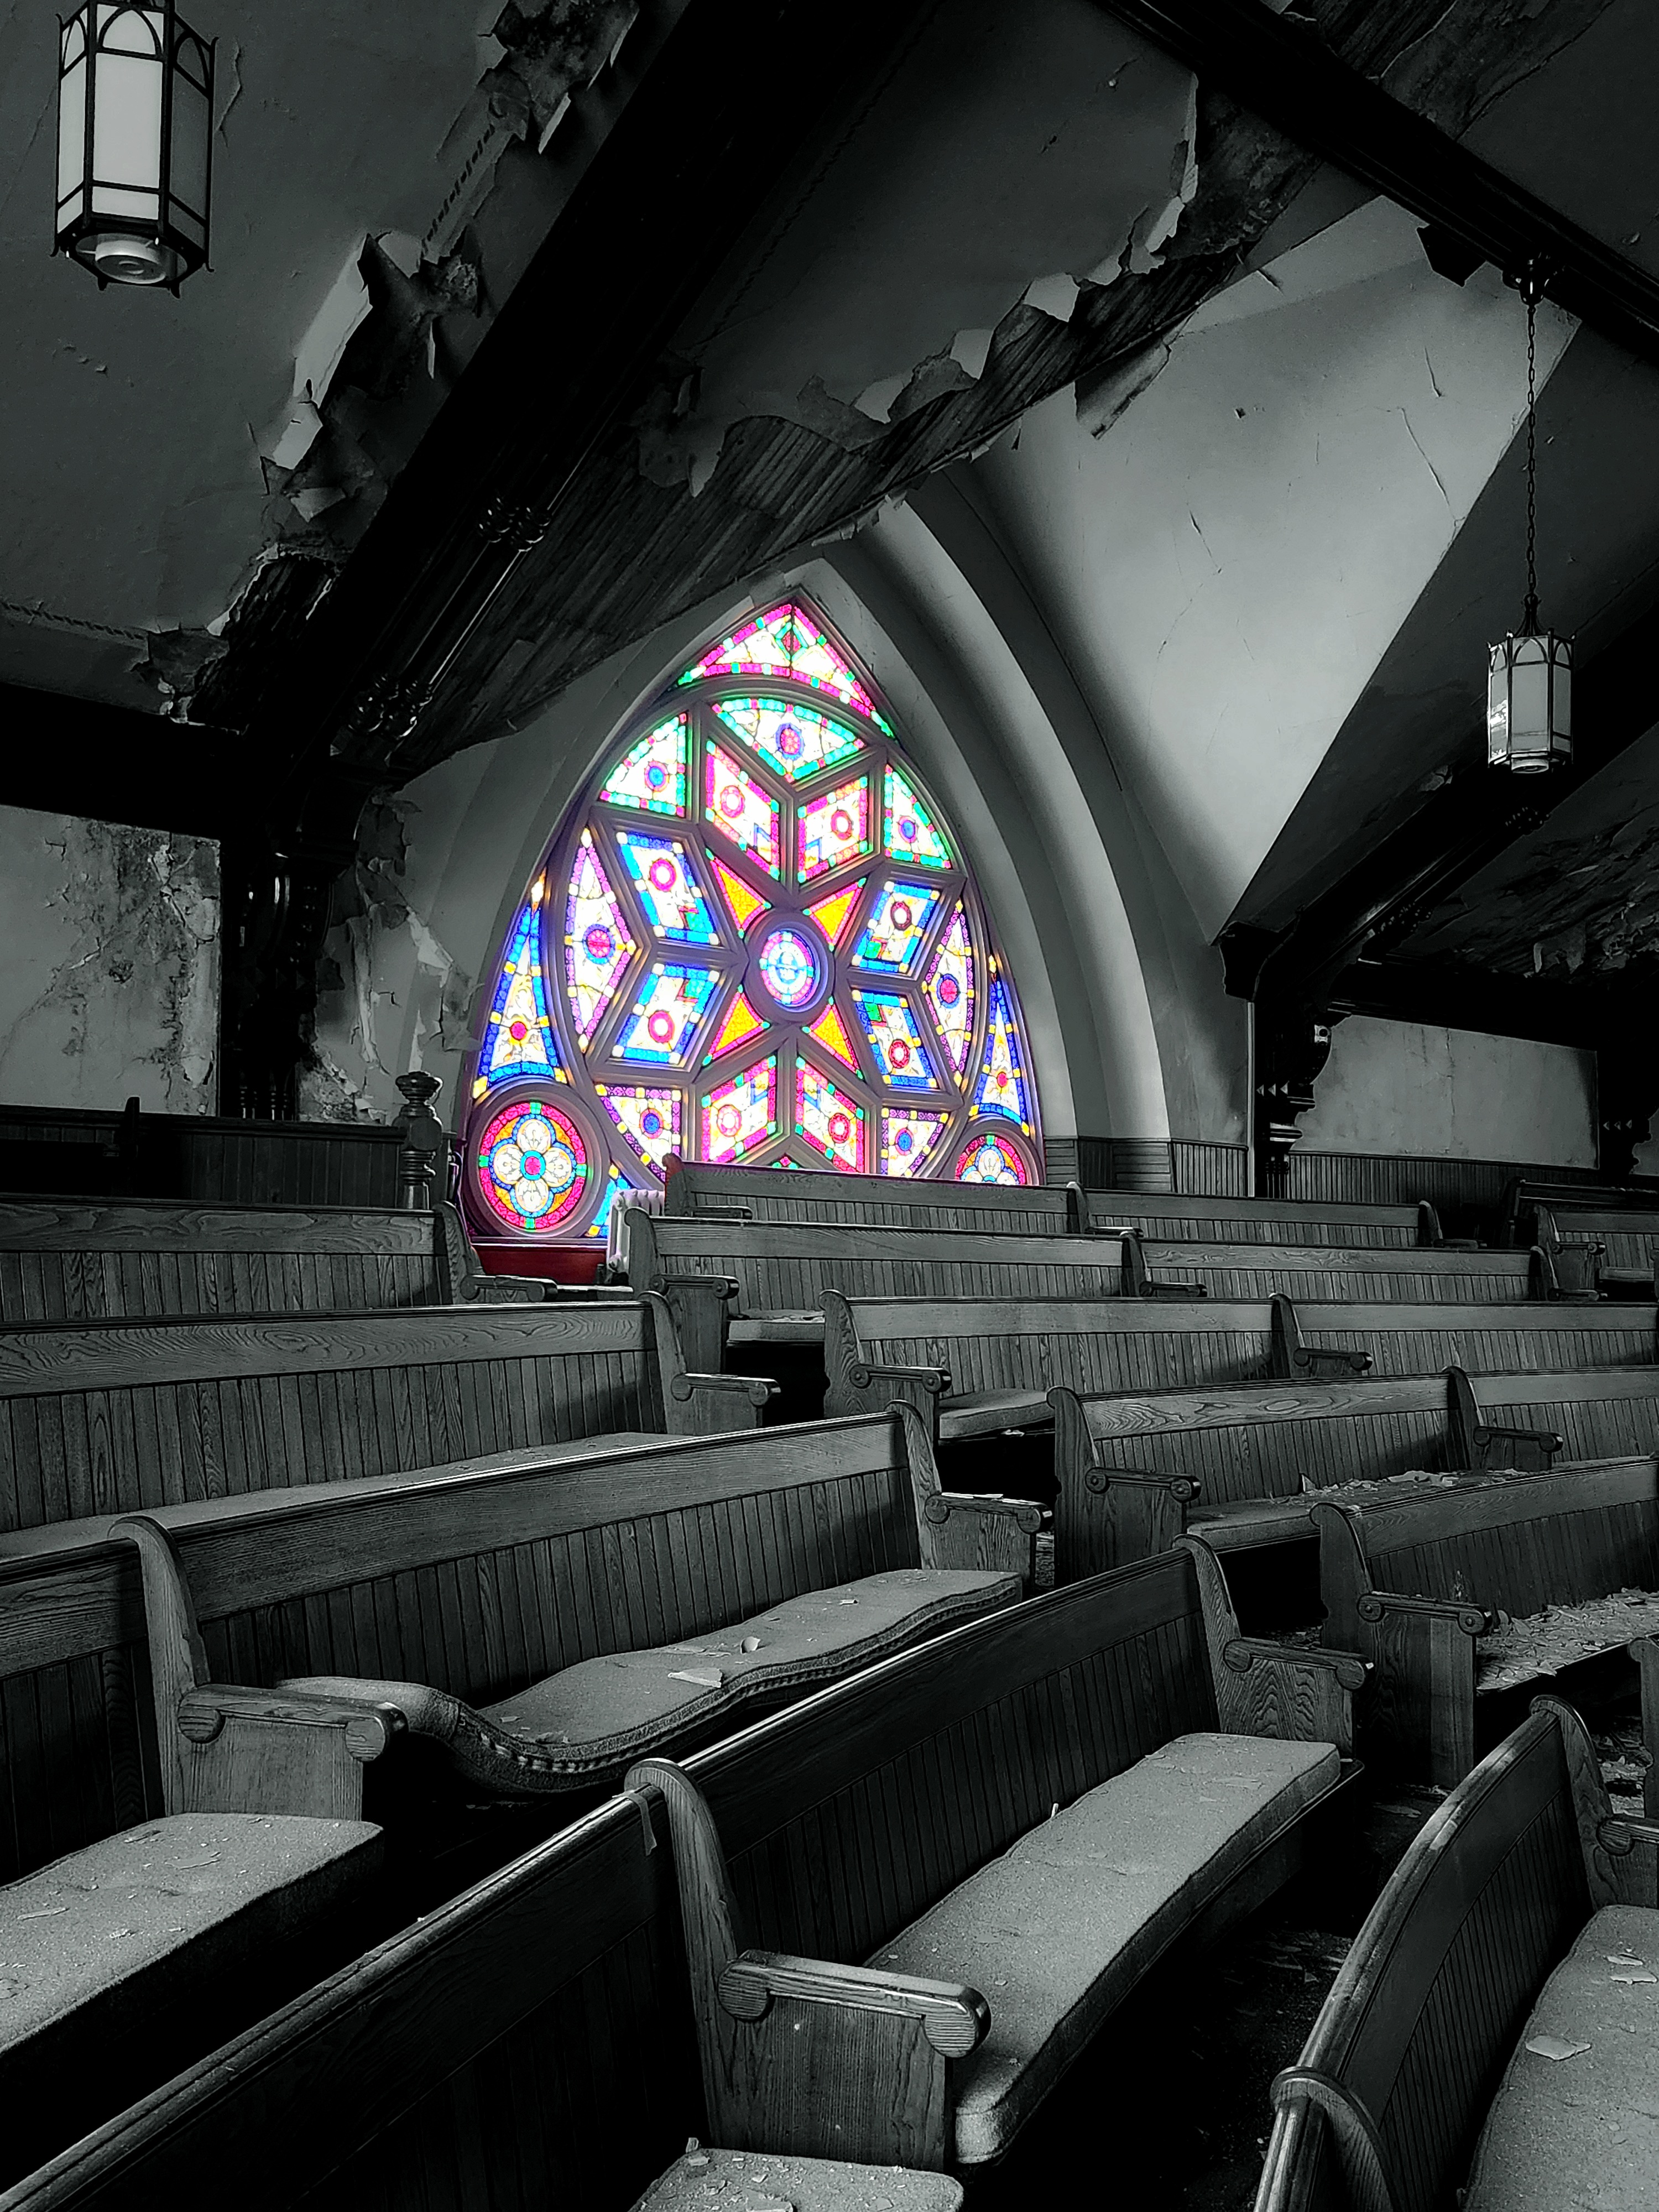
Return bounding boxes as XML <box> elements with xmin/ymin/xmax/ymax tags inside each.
<box><xmin>1463</xmin><ymin>1904</ymin><xmax>1659</xmax><ymax>2212</ymax></box>
<box><xmin>276</xmin><ymin>1564</ymin><xmax>1021</xmax><ymax>1786</ymax></box>
<box><xmin>867</xmin><ymin>1731</ymin><xmax>1340</xmax><ymax>2164</ymax></box>
<box><xmin>634</xmin><ymin>2150</ymin><xmax>962</xmax><ymax>2211</ymax></box>
<box><xmin>0</xmin><ymin>1807</ymin><xmax>383</xmax><ymax>2181</ymax></box>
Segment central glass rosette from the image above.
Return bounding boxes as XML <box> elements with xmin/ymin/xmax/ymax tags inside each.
<box><xmin>754</xmin><ymin>925</ymin><xmax>821</xmax><ymax>1010</ymax></box>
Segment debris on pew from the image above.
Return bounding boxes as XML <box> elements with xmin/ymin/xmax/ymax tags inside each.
<box><xmin>1476</xmin><ymin>1588</ymin><xmax>1659</xmax><ymax>1690</ymax></box>
<box><xmin>1297</xmin><ymin>1466</ymin><xmax>1527</xmax><ymax>1499</ymax></box>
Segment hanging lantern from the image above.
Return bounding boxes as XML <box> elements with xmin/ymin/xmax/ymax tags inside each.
<box><xmin>1486</xmin><ymin>267</ymin><xmax>1571</xmax><ymax>774</ymax></box>
<box><xmin>54</xmin><ymin>3</ymin><xmax>215</xmax><ymax>292</ymax></box>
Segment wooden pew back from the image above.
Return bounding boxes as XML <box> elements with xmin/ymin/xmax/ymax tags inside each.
<box><xmin>0</xmin><ymin>1302</ymin><xmax>684</xmax><ymax>1533</ymax></box>
<box><xmin>1081</xmin><ymin>1188</ymin><xmax>1425</xmax><ymax>1248</ymax></box>
<box><xmin>1256</xmin><ymin>1702</ymin><xmax>1627</xmax><ymax>2212</ymax></box>
<box><xmin>1054</xmin><ymin>1367</ymin><xmax>1659</xmax><ymax>1579</ymax></box>
<box><xmin>663</xmin><ymin>1154</ymin><xmax>1070</xmax><ymax>1233</ymax></box>
<box><xmin>0</xmin><ymin>1413</ymin><xmax>936</xmax><ymax>1885</ymax></box>
<box><xmin>0</xmin><ymin>1791</ymin><xmax>701</xmax><ymax>2212</ymax></box>
<box><xmin>0</xmin><ymin>1197</ymin><xmax>446</xmax><ymax>1321</ymax></box>
<box><xmin>1355</xmin><ymin>1458</ymin><xmax>1659</xmax><ymax>1621</ymax></box>
<box><xmin>1536</xmin><ymin>1205</ymin><xmax>1659</xmax><ymax>1274</ymax></box>
<box><xmin>630</xmin><ymin>1213</ymin><xmax>1541</xmax><ymax>1317</ymax></box>
<box><xmin>828</xmin><ymin>1295</ymin><xmax>1658</xmax><ymax>1416</ymax></box>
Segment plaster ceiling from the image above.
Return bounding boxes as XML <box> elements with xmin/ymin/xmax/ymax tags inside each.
<box><xmin>0</xmin><ymin>0</ymin><xmax>488</xmax><ymax>708</ymax></box>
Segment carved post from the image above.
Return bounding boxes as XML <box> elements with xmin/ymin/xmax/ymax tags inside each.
<box><xmin>1254</xmin><ymin>999</ymin><xmax>1335</xmax><ymax>1195</ymax></box>
<box><xmin>393</xmin><ymin>1071</ymin><xmax>448</xmax><ymax>1211</ymax></box>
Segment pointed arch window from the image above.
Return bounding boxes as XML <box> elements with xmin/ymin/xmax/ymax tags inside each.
<box><xmin>463</xmin><ymin>597</ymin><xmax>1043</xmax><ymax>1240</ymax></box>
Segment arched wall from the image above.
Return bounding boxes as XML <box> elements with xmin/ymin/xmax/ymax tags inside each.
<box><xmin>304</xmin><ymin>539</ymin><xmax>1221</xmax><ymax>1151</ymax></box>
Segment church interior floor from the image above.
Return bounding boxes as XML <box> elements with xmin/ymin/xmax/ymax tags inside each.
<box><xmin>966</xmin><ymin>1698</ymin><xmax>1647</xmax><ymax>2206</ymax></box>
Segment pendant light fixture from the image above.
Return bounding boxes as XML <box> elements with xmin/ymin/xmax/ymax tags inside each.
<box><xmin>1486</xmin><ymin>267</ymin><xmax>1572</xmax><ymax>774</ymax></box>
<box><xmin>54</xmin><ymin>2</ymin><xmax>215</xmax><ymax>292</ymax></box>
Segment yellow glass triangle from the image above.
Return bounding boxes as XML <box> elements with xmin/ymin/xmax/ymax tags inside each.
<box><xmin>805</xmin><ymin>878</ymin><xmax>865</xmax><ymax>947</ymax></box>
<box><xmin>704</xmin><ymin>989</ymin><xmax>770</xmax><ymax>1063</ymax></box>
<box><xmin>807</xmin><ymin>999</ymin><xmax>859</xmax><ymax>1072</ymax></box>
<box><xmin>712</xmin><ymin>855</ymin><xmax>772</xmax><ymax>935</ymax></box>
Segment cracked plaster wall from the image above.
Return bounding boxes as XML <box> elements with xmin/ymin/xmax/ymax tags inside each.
<box><xmin>1296</xmin><ymin>1015</ymin><xmax>1595</xmax><ymax>1167</ymax></box>
<box><xmin>0</xmin><ymin>806</ymin><xmax>218</xmax><ymax>1113</ymax></box>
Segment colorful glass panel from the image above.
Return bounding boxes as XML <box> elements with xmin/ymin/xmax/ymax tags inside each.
<box><xmin>597</xmin><ymin>1083</ymin><xmax>682</xmax><ymax>1176</ymax></box>
<box><xmin>585</xmin><ymin>1164</ymin><xmax>629</xmax><ymax>1238</ymax></box>
<box><xmin>794</xmin><ymin>1061</ymin><xmax>867</xmax><ymax>1172</ymax></box>
<box><xmin>702</xmin><ymin>1056</ymin><xmax>779</xmax><ymax>1165</ymax></box>
<box><xmin>755</xmin><ymin>926</ymin><xmax>820</xmax><ymax>1011</ymax></box>
<box><xmin>680</xmin><ymin>601</ymin><xmax>893</xmax><ymax>732</ymax></box>
<box><xmin>882</xmin><ymin>766</ymin><xmax>952</xmax><ymax>869</ymax></box>
<box><xmin>774</xmin><ymin>1156</ymin><xmax>805</xmax><ymax>1170</ymax></box>
<box><xmin>474</xmin><ymin>889</ymin><xmax>562</xmax><ymax>1099</ymax></box>
<box><xmin>599</xmin><ymin>713</ymin><xmax>687</xmax><ymax>816</ymax></box>
<box><xmin>711</xmin><ymin>854</ymin><xmax>771</xmax><ymax>935</ymax></box>
<box><xmin>704</xmin><ymin>989</ymin><xmax>770</xmax><ymax>1062</ymax></box>
<box><xmin>852</xmin><ymin>879</ymin><xmax>940</xmax><ymax>974</ymax></box>
<box><xmin>804</xmin><ymin>878</ymin><xmax>865</xmax><ymax>947</ymax></box>
<box><xmin>797</xmin><ymin>775</ymin><xmax>871</xmax><ymax>883</ymax></box>
<box><xmin>474</xmin><ymin>1098</ymin><xmax>588</xmax><ymax>1232</ymax></box>
<box><xmin>564</xmin><ymin>831</ymin><xmax>638</xmax><ymax>1045</ymax></box>
<box><xmin>616</xmin><ymin>830</ymin><xmax>719</xmax><ymax>944</ymax></box>
<box><xmin>955</xmin><ymin>1129</ymin><xmax>1030</xmax><ymax>1186</ymax></box>
<box><xmin>924</xmin><ymin>902</ymin><xmax>975</xmax><ymax>1079</ymax></box>
<box><xmin>973</xmin><ymin>974</ymin><xmax>1033</xmax><ymax>1131</ymax></box>
<box><xmin>615</xmin><ymin>963</ymin><xmax>721</xmax><ymax>1065</ymax></box>
<box><xmin>881</xmin><ymin>1108</ymin><xmax>951</xmax><ymax>1180</ymax></box>
<box><xmin>852</xmin><ymin>990</ymin><xmax>938</xmax><ymax>1092</ymax></box>
<box><xmin>806</xmin><ymin>998</ymin><xmax>860</xmax><ymax>1072</ymax></box>
<box><xmin>711</xmin><ymin>696</ymin><xmax>866</xmax><ymax>785</ymax></box>
<box><xmin>703</xmin><ymin>743</ymin><xmax>781</xmax><ymax>878</ymax></box>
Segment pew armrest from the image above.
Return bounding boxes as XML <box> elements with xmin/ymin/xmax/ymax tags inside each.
<box><xmin>1600</xmin><ymin>1815</ymin><xmax>1659</xmax><ymax>1853</ymax></box>
<box><xmin>1218</xmin><ymin>1638</ymin><xmax>1368</xmax><ymax>1750</ymax></box>
<box><xmin>1289</xmin><ymin>1345</ymin><xmax>1374</xmax><ymax>1379</ymax></box>
<box><xmin>718</xmin><ymin>1948</ymin><xmax>989</xmax><ymax>2057</ymax></box>
<box><xmin>465</xmin><ymin>1273</ymin><xmax>550</xmax><ymax>1303</ymax></box>
<box><xmin>177</xmin><ymin>1683</ymin><xmax>406</xmax><ymax>1761</ymax></box>
<box><xmin>1353</xmin><ymin>1589</ymin><xmax>1493</xmax><ymax>1636</ymax></box>
<box><xmin>849</xmin><ymin>1360</ymin><xmax>950</xmax><ymax>1395</ymax></box>
<box><xmin>669</xmin><ymin>1369</ymin><xmax>779</xmax><ymax>1406</ymax></box>
<box><xmin>922</xmin><ymin>1490</ymin><xmax>1045</xmax><ymax>1534</ymax></box>
<box><xmin>1470</xmin><ymin>1421</ymin><xmax>1563</xmax><ymax>1469</ymax></box>
<box><xmin>1082</xmin><ymin>1459</ymin><xmax>1200</xmax><ymax>1504</ymax></box>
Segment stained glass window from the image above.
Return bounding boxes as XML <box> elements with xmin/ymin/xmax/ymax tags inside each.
<box><xmin>463</xmin><ymin>594</ymin><xmax>1041</xmax><ymax>1240</ymax></box>
<box><xmin>473</xmin><ymin>883</ymin><xmax>562</xmax><ymax>1100</ymax></box>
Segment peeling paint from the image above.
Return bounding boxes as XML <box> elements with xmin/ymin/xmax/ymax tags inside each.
<box><xmin>0</xmin><ymin>807</ymin><xmax>220</xmax><ymax>1113</ymax></box>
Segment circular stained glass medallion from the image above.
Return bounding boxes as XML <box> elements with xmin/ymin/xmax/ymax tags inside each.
<box><xmin>476</xmin><ymin>1097</ymin><xmax>588</xmax><ymax>1231</ymax></box>
<box><xmin>755</xmin><ymin>926</ymin><xmax>820</xmax><ymax>1010</ymax></box>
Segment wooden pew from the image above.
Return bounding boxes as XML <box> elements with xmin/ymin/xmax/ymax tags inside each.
<box><xmin>823</xmin><ymin>1290</ymin><xmax>1659</xmax><ymax>1445</ymax></box>
<box><xmin>0</xmin><ymin>1195</ymin><xmax>549</xmax><ymax>1321</ymax></box>
<box><xmin>625</xmin><ymin>1217</ymin><xmax>1552</xmax><ymax>1376</ymax></box>
<box><xmin>1052</xmin><ymin>1365</ymin><xmax>1659</xmax><ymax>1580</ymax></box>
<box><xmin>1531</xmin><ymin>1198</ymin><xmax>1659</xmax><ymax>1290</ymax></box>
<box><xmin>1255</xmin><ymin>1700</ymin><xmax>1659</xmax><ymax>2212</ymax></box>
<box><xmin>0</xmin><ymin>1297</ymin><xmax>776</xmax><ymax>1534</ymax></box>
<box><xmin>1311</xmin><ymin>1464</ymin><xmax>1659</xmax><ymax>1785</ymax></box>
<box><xmin>626</xmin><ymin>1537</ymin><xmax>1361</xmax><ymax>2174</ymax></box>
<box><xmin>662</xmin><ymin>1154</ymin><xmax>1447</xmax><ymax>1251</ymax></box>
<box><xmin>0</xmin><ymin>1790</ymin><xmax>964</xmax><ymax>2212</ymax></box>
<box><xmin>0</xmin><ymin>1410</ymin><xmax>1035</xmax><ymax>1885</ymax></box>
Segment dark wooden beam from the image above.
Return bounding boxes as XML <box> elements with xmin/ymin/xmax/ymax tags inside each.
<box><xmin>0</xmin><ymin>683</ymin><xmax>231</xmax><ymax>843</ymax></box>
<box><xmin>1100</xmin><ymin>0</ymin><xmax>1659</xmax><ymax>360</ymax></box>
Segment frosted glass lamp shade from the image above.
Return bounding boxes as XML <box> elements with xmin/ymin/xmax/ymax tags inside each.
<box><xmin>54</xmin><ymin>2</ymin><xmax>214</xmax><ymax>291</ymax></box>
<box><xmin>1486</xmin><ymin>629</ymin><xmax>1572</xmax><ymax>774</ymax></box>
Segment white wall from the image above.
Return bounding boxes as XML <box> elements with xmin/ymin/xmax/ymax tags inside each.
<box><xmin>1296</xmin><ymin>1015</ymin><xmax>1596</xmax><ymax>1166</ymax></box>
<box><xmin>0</xmin><ymin>806</ymin><xmax>219</xmax><ymax>1113</ymax></box>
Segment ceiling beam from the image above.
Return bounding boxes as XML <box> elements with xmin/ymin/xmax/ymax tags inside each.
<box><xmin>1099</xmin><ymin>0</ymin><xmax>1659</xmax><ymax>363</ymax></box>
<box><xmin>0</xmin><ymin>684</ymin><xmax>229</xmax><ymax>842</ymax></box>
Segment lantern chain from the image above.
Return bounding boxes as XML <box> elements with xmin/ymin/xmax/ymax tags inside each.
<box><xmin>1524</xmin><ymin>269</ymin><xmax>1539</xmax><ymax>633</ymax></box>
